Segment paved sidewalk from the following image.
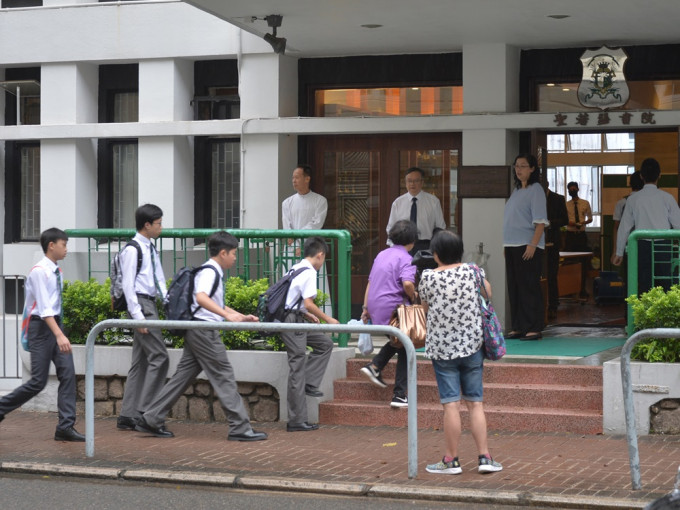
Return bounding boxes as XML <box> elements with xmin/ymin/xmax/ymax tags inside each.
<box><xmin>1</xmin><ymin>411</ymin><xmax>678</xmax><ymax>508</ymax></box>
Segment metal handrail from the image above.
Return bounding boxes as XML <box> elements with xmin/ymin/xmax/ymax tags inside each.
<box><xmin>66</xmin><ymin>228</ymin><xmax>353</xmax><ymax>346</ymax></box>
<box><xmin>620</xmin><ymin>328</ymin><xmax>680</xmax><ymax>490</ymax></box>
<box><xmin>84</xmin><ymin>320</ymin><xmax>419</xmax><ymax>479</ymax></box>
<box><xmin>626</xmin><ymin>230</ymin><xmax>680</xmax><ymax>335</ymax></box>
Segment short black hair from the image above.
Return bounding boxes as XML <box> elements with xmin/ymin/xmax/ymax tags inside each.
<box><xmin>405</xmin><ymin>167</ymin><xmax>424</xmax><ymax>179</ymax></box>
<box><xmin>296</xmin><ymin>165</ymin><xmax>312</xmax><ymax>179</ymax></box>
<box><xmin>640</xmin><ymin>158</ymin><xmax>661</xmax><ymax>184</ymax></box>
<box><xmin>208</xmin><ymin>231</ymin><xmax>239</xmax><ymax>256</ymax></box>
<box><xmin>512</xmin><ymin>154</ymin><xmax>541</xmax><ymax>189</ymax></box>
<box><xmin>40</xmin><ymin>228</ymin><xmax>68</xmax><ymax>254</ymax></box>
<box><xmin>567</xmin><ymin>181</ymin><xmax>579</xmax><ymax>190</ymax></box>
<box><xmin>430</xmin><ymin>230</ymin><xmax>463</xmax><ymax>265</ymax></box>
<box><xmin>630</xmin><ymin>171</ymin><xmax>644</xmax><ymax>191</ymax></box>
<box><xmin>135</xmin><ymin>203</ymin><xmax>163</xmax><ymax>232</ymax></box>
<box><xmin>388</xmin><ymin>220</ymin><xmax>417</xmax><ymax>246</ymax></box>
<box><xmin>303</xmin><ymin>236</ymin><xmax>329</xmax><ymax>258</ymax></box>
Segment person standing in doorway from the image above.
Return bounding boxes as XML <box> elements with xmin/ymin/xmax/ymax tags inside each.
<box><xmin>386</xmin><ymin>167</ymin><xmax>446</xmax><ymax>255</ymax></box>
<box><xmin>116</xmin><ymin>204</ymin><xmax>170</xmax><ymax>432</ymax></box>
<box><xmin>610</xmin><ymin>171</ymin><xmax>643</xmax><ymax>266</ymax></box>
<box><xmin>0</xmin><ymin>228</ymin><xmax>84</xmax><ymax>441</ymax></box>
<box><xmin>613</xmin><ymin>158</ymin><xmax>680</xmax><ymax>293</ymax></box>
<box><xmin>544</xmin><ymin>182</ymin><xmax>569</xmax><ymax>320</ymax></box>
<box><xmin>564</xmin><ymin>182</ymin><xmax>593</xmax><ymax>252</ymax></box>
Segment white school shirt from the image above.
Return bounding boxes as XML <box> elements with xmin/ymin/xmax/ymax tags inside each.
<box><xmin>282</xmin><ymin>191</ymin><xmax>328</xmax><ymax>230</ymax></box>
<box><xmin>385</xmin><ymin>190</ymin><xmax>446</xmax><ymax>245</ymax></box>
<box><xmin>120</xmin><ymin>233</ymin><xmax>167</xmax><ymax>320</ymax></box>
<box><xmin>191</xmin><ymin>259</ymin><xmax>224</xmax><ymax>322</ymax></box>
<box><xmin>25</xmin><ymin>256</ymin><xmax>61</xmax><ymax>319</ymax></box>
<box><xmin>284</xmin><ymin>259</ymin><xmax>318</xmax><ymax>313</ymax></box>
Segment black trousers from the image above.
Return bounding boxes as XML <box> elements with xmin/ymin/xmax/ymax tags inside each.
<box><xmin>371</xmin><ymin>341</ymin><xmax>407</xmax><ymax>398</ymax></box>
<box><xmin>505</xmin><ymin>246</ymin><xmax>544</xmax><ymax>333</ymax></box>
<box><xmin>0</xmin><ymin>317</ymin><xmax>76</xmax><ymax>431</ymax></box>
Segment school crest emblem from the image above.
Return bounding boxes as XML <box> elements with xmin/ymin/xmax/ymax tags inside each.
<box><xmin>577</xmin><ymin>46</ymin><xmax>629</xmax><ymax>110</ymax></box>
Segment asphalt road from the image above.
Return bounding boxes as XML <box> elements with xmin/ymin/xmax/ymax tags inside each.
<box><xmin>0</xmin><ymin>473</ymin><xmax>567</xmax><ymax>510</ymax></box>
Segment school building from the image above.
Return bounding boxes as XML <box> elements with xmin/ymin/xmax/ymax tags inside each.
<box><xmin>2</xmin><ymin>0</ymin><xmax>680</xmax><ymax>327</ymax></box>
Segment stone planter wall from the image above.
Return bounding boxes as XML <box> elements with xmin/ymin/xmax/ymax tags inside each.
<box><xmin>603</xmin><ymin>358</ymin><xmax>680</xmax><ymax>435</ymax></box>
<box><xmin>74</xmin><ymin>376</ymin><xmax>279</xmax><ymax>422</ymax></box>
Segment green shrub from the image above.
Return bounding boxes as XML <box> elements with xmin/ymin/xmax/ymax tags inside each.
<box><xmin>61</xmin><ymin>276</ymin><xmax>331</xmax><ymax>351</ymax></box>
<box><xmin>627</xmin><ymin>285</ymin><xmax>680</xmax><ymax>362</ymax></box>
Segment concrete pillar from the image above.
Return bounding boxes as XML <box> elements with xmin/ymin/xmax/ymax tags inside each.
<box><xmin>0</xmin><ymin>67</ymin><xmax>4</xmax><ymax>275</ymax></box>
<box><xmin>41</xmin><ymin>62</ymin><xmax>98</xmax><ymax>125</ymax></box>
<box><xmin>138</xmin><ymin>60</ymin><xmax>194</xmax><ymax>228</ymax></box>
<box><xmin>239</xmin><ymin>53</ymin><xmax>298</xmax><ymax>228</ymax></box>
<box><xmin>461</xmin><ymin>44</ymin><xmax>521</xmax><ymax>328</ymax></box>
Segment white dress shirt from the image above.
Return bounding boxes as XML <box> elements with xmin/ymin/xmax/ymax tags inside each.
<box><xmin>282</xmin><ymin>191</ymin><xmax>328</xmax><ymax>230</ymax></box>
<box><xmin>191</xmin><ymin>259</ymin><xmax>224</xmax><ymax>322</ymax></box>
<box><xmin>616</xmin><ymin>184</ymin><xmax>680</xmax><ymax>256</ymax></box>
<box><xmin>25</xmin><ymin>256</ymin><xmax>61</xmax><ymax>319</ymax></box>
<box><xmin>284</xmin><ymin>259</ymin><xmax>317</xmax><ymax>312</ymax></box>
<box><xmin>385</xmin><ymin>190</ymin><xmax>446</xmax><ymax>244</ymax></box>
<box><xmin>120</xmin><ymin>233</ymin><xmax>167</xmax><ymax>320</ymax></box>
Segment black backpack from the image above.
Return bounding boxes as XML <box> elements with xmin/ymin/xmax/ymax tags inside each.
<box><xmin>257</xmin><ymin>267</ymin><xmax>310</xmax><ymax>323</ymax></box>
<box><xmin>164</xmin><ymin>265</ymin><xmax>221</xmax><ymax>335</ymax></box>
<box><xmin>110</xmin><ymin>240</ymin><xmax>143</xmax><ymax>312</ymax></box>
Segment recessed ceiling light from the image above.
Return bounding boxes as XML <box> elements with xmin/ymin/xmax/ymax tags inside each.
<box><xmin>546</xmin><ymin>83</ymin><xmax>556</xmax><ymax>87</ymax></box>
<box><xmin>361</xmin><ymin>24</ymin><xmax>383</xmax><ymax>29</ymax></box>
<box><xmin>562</xmin><ymin>88</ymin><xmax>571</xmax><ymax>92</ymax></box>
<box><xmin>547</xmin><ymin>14</ymin><xmax>570</xmax><ymax>20</ymax></box>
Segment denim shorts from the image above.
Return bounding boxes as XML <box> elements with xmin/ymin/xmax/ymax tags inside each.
<box><xmin>431</xmin><ymin>349</ymin><xmax>484</xmax><ymax>404</ymax></box>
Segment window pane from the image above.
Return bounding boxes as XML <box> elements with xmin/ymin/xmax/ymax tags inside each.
<box><xmin>211</xmin><ymin>140</ymin><xmax>240</xmax><ymax>228</ymax></box>
<box><xmin>605</xmin><ymin>133</ymin><xmax>635</xmax><ymax>151</ymax></box>
<box><xmin>112</xmin><ymin>143</ymin><xmax>138</xmax><ymax>228</ymax></box>
<box><xmin>568</xmin><ymin>134</ymin><xmax>601</xmax><ymax>152</ymax></box>
<box><xmin>315</xmin><ymin>86</ymin><xmax>463</xmax><ymax>117</ymax></box>
<box><xmin>547</xmin><ymin>134</ymin><xmax>565</xmax><ymax>152</ymax></box>
<box><xmin>20</xmin><ymin>145</ymin><xmax>40</xmax><ymax>240</ymax></box>
<box><xmin>113</xmin><ymin>92</ymin><xmax>139</xmax><ymax>122</ymax></box>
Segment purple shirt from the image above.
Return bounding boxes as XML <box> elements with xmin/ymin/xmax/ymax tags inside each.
<box><xmin>366</xmin><ymin>245</ymin><xmax>417</xmax><ymax>325</ymax></box>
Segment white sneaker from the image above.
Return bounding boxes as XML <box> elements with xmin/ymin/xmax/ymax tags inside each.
<box><xmin>478</xmin><ymin>456</ymin><xmax>503</xmax><ymax>473</ymax></box>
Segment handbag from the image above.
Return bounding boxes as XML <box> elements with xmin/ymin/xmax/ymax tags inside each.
<box><xmin>470</xmin><ymin>264</ymin><xmax>506</xmax><ymax>361</ymax></box>
<box><xmin>389</xmin><ymin>297</ymin><xmax>427</xmax><ymax>350</ymax></box>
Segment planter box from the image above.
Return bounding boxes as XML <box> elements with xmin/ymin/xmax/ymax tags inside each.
<box><xmin>603</xmin><ymin>357</ymin><xmax>680</xmax><ymax>434</ymax></box>
<box><xmin>19</xmin><ymin>344</ymin><xmax>354</xmax><ymax>423</ymax></box>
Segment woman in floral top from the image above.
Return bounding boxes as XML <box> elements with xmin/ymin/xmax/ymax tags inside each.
<box><xmin>418</xmin><ymin>230</ymin><xmax>502</xmax><ymax>476</ymax></box>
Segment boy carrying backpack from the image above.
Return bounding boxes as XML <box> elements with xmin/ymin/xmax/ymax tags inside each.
<box><xmin>136</xmin><ymin>231</ymin><xmax>267</xmax><ymax>442</ymax></box>
<box><xmin>281</xmin><ymin>237</ymin><xmax>338</xmax><ymax>433</ymax></box>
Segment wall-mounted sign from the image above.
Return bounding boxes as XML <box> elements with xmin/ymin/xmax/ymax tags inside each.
<box><xmin>577</xmin><ymin>46</ymin><xmax>629</xmax><ymax>110</ymax></box>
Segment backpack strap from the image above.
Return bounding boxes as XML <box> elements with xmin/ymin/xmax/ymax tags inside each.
<box><xmin>286</xmin><ymin>267</ymin><xmax>311</xmax><ymax>313</ymax></box>
<box><xmin>124</xmin><ymin>240</ymin><xmax>143</xmax><ymax>276</ymax></box>
<box><xmin>190</xmin><ymin>264</ymin><xmax>222</xmax><ymax>316</ymax></box>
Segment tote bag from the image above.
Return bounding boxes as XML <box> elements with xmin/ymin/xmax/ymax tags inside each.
<box><xmin>470</xmin><ymin>264</ymin><xmax>506</xmax><ymax>361</ymax></box>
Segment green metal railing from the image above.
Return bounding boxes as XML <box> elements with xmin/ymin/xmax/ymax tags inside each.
<box><xmin>65</xmin><ymin>228</ymin><xmax>352</xmax><ymax>346</ymax></box>
<box><xmin>626</xmin><ymin>229</ymin><xmax>680</xmax><ymax>335</ymax></box>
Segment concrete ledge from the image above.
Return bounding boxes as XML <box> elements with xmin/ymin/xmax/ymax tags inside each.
<box><xmin>238</xmin><ymin>476</ymin><xmax>368</xmax><ymax>495</ymax></box>
<box><xmin>19</xmin><ymin>344</ymin><xmax>354</xmax><ymax>422</ymax></box>
<box><xmin>123</xmin><ymin>469</ymin><xmax>237</xmax><ymax>486</ymax></box>
<box><xmin>0</xmin><ymin>461</ymin><xmax>120</xmax><ymax>479</ymax></box>
<box><xmin>603</xmin><ymin>358</ymin><xmax>680</xmax><ymax>434</ymax></box>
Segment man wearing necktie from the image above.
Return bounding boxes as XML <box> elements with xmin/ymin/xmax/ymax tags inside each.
<box><xmin>386</xmin><ymin>167</ymin><xmax>446</xmax><ymax>255</ymax></box>
<box><xmin>565</xmin><ymin>181</ymin><xmax>592</xmax><ymax>252</ymax></box>
<box><xmin>0</xmin><ymin>228</ymin><xmax>84</xmax><ymax>441</ymax></box>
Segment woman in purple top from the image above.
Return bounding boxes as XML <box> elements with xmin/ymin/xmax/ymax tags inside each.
<box><xmin>360</xmin><ymin>220</ymin><xmax>417</xmax><ymax>408</ymax></box>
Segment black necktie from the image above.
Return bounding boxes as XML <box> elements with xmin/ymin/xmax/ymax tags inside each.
<box><xmin>410</xmin><ymin>197</ymin><xmax>417</xmax><ymax>224</ymax></box>
<box><xmin>573</xmin><ymin>200</ymin><xmax>580</xmax><ymax>225</ymax></box>
<box><xmin>55</xmin><ymin>267</ymin><xmax>63</xmax><ymax>322</ymax></box>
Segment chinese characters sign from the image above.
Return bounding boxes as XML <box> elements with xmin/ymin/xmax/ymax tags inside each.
<box><xmin>553</xmin><ymin>111</ymin><xmax>656</xmax><ymax>127</ymax></box>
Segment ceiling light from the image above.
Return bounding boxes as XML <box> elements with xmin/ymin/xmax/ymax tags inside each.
<box><xmin>562</xmin><ymin>88</ymin><xmax>571</xmax><ymax>92</ymax></box>
<box><xmin>547</xmin><ymin>14</ymin><xmax>570</xmax><ymax>20</ymax></box>
<box><xmin>263</xmin><ymin>14</ymin><xmax>287</xmax><ymax>55</ymax></box>
<box><xmin>546</xmin><ymin>83</ymin><xmax>556</xmax><ymax>87</ymax></box>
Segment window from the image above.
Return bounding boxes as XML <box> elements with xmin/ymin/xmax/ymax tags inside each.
<box><xmin>2</xmin><ymin>0</ymin><xmax>42</xmax><ymax>7</ymax></box>
<box><xmin>193</xmin><ymin>87</ymin><xmax>239</xmax><ymax>120</ymax></box>
<box><xmin>546</xmin><ymin>133</ymin><xmax>635</xmax><ymax>228</ymax></box>
<box><xmin>315</xmin><ymin>86</ymin><xmax>463</xmax><ymax>117</ymax></box>
<box><xmin>111</xmin><ymin>142</ymin><xmax>138</xmax><ymax>228</ymax></box>
<box><xmin>112</xmin><ymin>91</ymin><xmax>138</xmax><ymax>123</ymax></box>
<box><xmin>20</xmin><ymin>145</ymin><xmax>40</xmax><ymax>240</ymax></box>
<box><xmin>194</xmin><ymin>138</ymin><xmax>240</xmax><ymax>228</ymax></box>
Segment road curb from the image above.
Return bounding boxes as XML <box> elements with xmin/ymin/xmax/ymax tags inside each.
<box><xmin>0</xmin><ymin>461</ymin><xmax>651</xmax><ymax>509</ymax></box>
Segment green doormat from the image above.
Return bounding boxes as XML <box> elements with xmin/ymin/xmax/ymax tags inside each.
<box><xmin>505</xmin><ymin>337</ymin><xmax>626</xmax><ymax>357</ymax></box>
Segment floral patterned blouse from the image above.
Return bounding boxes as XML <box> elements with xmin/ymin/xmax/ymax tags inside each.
<box><xmin>418</xmin><ymin>264</ymin><xmax>484</xmax><ymax>360</ymax></box>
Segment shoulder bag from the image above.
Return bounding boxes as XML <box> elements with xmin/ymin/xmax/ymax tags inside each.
<box><xmin>470</xmin><ymin>264</ymin><xmax>506</xmax><ymax>361</ymax></box>
<box><xmin>389</xmin><ymin>295</ymin><xmax>427</xmax><ymax>350</ymax></box>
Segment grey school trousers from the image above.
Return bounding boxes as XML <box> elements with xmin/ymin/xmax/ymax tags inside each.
<box><xmin>280</xmin><ymin>312</ymin><xmax>333</xmax><ymax>424</ymax></box>
<box><xmin>0</xmin><ymin>317</ymin><xmax>76</xmax><ymax>431</ymax></box>
<box><xmin>119</xmin><ymin>297</ymin><xmax>169</xmax><ymax>419</ymax></box>
<box><xmin>142</xmin><ymin>327</ymin><xmax>252</xmax><ymax>436</ymax></box>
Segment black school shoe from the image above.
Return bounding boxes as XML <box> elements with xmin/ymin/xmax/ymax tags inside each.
<box><xmin>227</xmin><ymin>429</ymin><xmax>268</xmax><ymax>442</ymax></box>
<box><xmin>54</xmin><ymin>427</ymin><xmax>85</xmax><ymax>442</ymax></box>
<box><xmin>286</xmin><ymin>422</ymin><xmax>319</xmax><ymax>432</ymax></box>
<box><xmin>117</xmin><ymin>415</ymin><xmax>138</xmax><ymax>431</ymax></box>
<box><xmin>135</xmin><ymin>417</ymin><xmax>175</xmax><ymax>438</ymax></box>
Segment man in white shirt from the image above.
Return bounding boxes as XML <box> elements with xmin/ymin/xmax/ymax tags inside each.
<box><xmin>613</xmin><ymin>158</ymin><xmax>680</xmax><ymax>293</ymax></box>
<box><xmin>386</xmin><ymin>167</ymin><xmax>446</xmax><ymax>254</ymax></box>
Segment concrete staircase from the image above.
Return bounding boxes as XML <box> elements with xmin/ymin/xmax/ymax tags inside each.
<box><xmin>319</xmin><ymin>358</ymin><xmax>603</xmax><ymax>434</ymax></box>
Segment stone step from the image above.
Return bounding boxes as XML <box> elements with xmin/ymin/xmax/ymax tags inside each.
<box><xmin>346</xmin><ymin>358</ymin><xmax>603</xmax><ymax>386</ymax></box>
<box><xmin>333</xmin><ymin>378</ymin><xmax>602</xmax><ymax>411</ymax></box>
<box><xmin>319</xmin><ymin>400</ymin><xmax>603</xmax><ymax>434</ymax></box>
